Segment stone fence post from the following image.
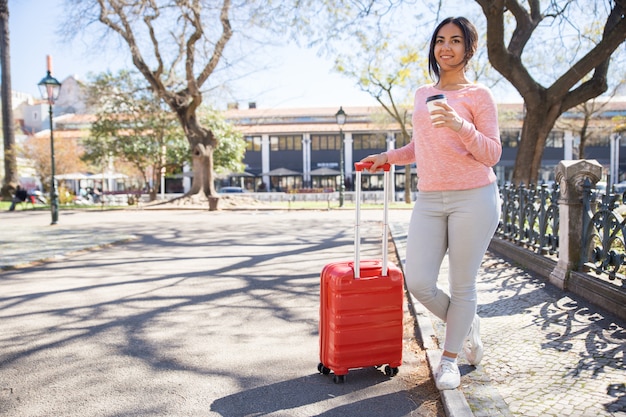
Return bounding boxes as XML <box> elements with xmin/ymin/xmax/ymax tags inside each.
<box><xmin>549</xmin><ymin>159</ymin><xmax>602</xmax><ymax>290</ymax></box>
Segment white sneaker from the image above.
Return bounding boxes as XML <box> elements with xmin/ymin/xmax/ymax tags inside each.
<box><xmin>464</xmin><ymin>315</ymin><xmax>484</xmax><ymax>365</ymax></box>
<box><xmin>434</xmin><ymin>360</ymin><xmax>460</xmax><ymax>390</ymax></box>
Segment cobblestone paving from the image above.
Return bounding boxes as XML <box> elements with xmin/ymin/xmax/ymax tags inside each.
<box><xmin>390</xmin><ymin>221</ymin><xmax>625</xmax><ymax>417</ymax></box>
<box><xmin>469</xmin><ymin>254</ymin><xmax>625</xmax><ymax>417</ymax></box>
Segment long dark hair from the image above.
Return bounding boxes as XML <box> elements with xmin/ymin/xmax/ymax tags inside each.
<box><xmin>428</xmin><ymin>17</ymin><xmax>478</xmax><ymax>82</ymax></box>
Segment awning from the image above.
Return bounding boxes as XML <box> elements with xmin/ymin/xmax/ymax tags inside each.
<box><xmin>261</xmin><ymin>168</ymin><xmax>302</xmax><ymax>177</ymax></box>
<box><xmin>229</xmin><ymin>171</ymin><xmax>256</xmax><ymax>177</ymax></box>
<box><xmin>310</xmin><ymin>167</ymin><xmax>341</xmax><ymax>176</ymax></box>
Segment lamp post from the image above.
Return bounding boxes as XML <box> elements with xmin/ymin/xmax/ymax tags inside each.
<box><xmin>161</xmin><ymin>144</ymin><xmax>166</xmax><ymax>200</ymax></box>
<box><xmin>335</xmin><ymin>106</ymin><xmax>346</xmax><ymax>207</ymax></box>
<box><xmin>38</xmin><ymin>57</ymin><xmax>62</xmax><ymax>225</ymax></box>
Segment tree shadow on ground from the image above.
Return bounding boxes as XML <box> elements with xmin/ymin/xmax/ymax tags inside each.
<box><xmin>0</xmin><ymin>213</ymin><xmax>428</xmax><ymax>416</ymax></box>
<box><xmin>210</xmin><ymin>368</ymin><xmax>416</xmax><ymax>417</ymax></box>
<box><xmin>478</xmin><ymin>254</ymin><xmax>625</xmax><ymax>415</ymax></box>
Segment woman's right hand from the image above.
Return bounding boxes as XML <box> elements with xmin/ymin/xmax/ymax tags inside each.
<box><xmin>360</xmin><ymin>153</ymin><xmax>389</xmax><ymax>172</ymax></box>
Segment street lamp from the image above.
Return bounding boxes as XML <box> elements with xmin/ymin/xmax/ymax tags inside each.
<box><xmin>335</xmin><ymin>106</ymin><xmax>346</xmax><ymax>207</ymax></box>
<box><xmin>38</xmin><ymin>58</ymin><xmax>62</xmax><ymax>225</ymax></box>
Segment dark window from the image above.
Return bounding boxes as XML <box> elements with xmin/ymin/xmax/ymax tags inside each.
<box><xmin>270</xmin><ymin>136</ymin><xmax>279</xmax><ymax>151</ymax></box>
<box><xmin>272</xmin><ymin>135</ymin><xmax>303</xmax><ymax>151</ymax></box>
<box><xmin>311</xmin><ymin>134</ymin><xmax>340</xmax><ymax>150</ymax></box>
<box><xmin>245</xmin><ymin>136</ymin><xmax>262</xmax><ymax>152</ymax></box>
<box><xmin>353</xmin><ymin>133</ymin><xmax>386</xmax><ymax>150</ymax></box>
<box><xmin>395</xmin><ymin>131</ymin><xmax>410</xmax><ymax>148</ymax></box>
<box><xmin>585</xmin><ymin>130</ymin><xmax>611</xmax><ymax>147</ymax></box>
<box><xmin>546</xmin><ymin>131</ymin><xmax>564</xmax><ymax>148</ymax></box>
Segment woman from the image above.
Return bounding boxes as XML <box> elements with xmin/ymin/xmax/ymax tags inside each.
<box><xmin>361</xmin><ymin>16</ymin><xmax>502</xmax><ymax>390</ymax></box>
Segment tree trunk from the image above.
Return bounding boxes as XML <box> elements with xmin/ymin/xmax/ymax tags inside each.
<box><xmin>512</xmin><ymin>100</ymin><xmax>562</xmax><ymax>185</ymax></box>
<box><xmin>578</xmin><ymin>114</ymin><xmax>591</xmax><ymax>160</ymax></box>
<box><xmin>176</xmin><ymin>110</ymin><xmax>218</xmax><ymax>199</ymax></box>
<box><xmin>189</xmin><ymin>143</ymin><xmax>215</xmax><ymax>197</ymax></box>
<box><xmin>0</xmin><ymin>0</ymin><xmax>17</xmax><ymax>200</ymax></box>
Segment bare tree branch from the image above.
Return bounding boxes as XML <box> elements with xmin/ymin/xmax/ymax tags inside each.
<box><xmin>556</xmin><ymin>3</ymin><xmax>626</xmax><ymax>109</ymax></box>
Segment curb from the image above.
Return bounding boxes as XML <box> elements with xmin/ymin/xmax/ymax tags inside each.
<box><xmin>410</xmin><ymin>293</ymin><xmax>474</xmax><ymax>417</ymax></box>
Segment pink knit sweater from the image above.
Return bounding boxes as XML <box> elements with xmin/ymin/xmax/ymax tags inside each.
<box><xmin>386</xmin><ymin>84</ymin><xmax>501</xmax><ymax>191</ymax></box>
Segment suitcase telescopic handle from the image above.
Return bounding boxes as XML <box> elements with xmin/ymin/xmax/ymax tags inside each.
<box><xmin>354</xmin><ymin>162</ymin><xmax>391</xmax><ymax>172</ymax></box>
<box><xmin>353</xmin><ymin>161</ymin><xmax>391</xmax><ymax>278</ymax></box>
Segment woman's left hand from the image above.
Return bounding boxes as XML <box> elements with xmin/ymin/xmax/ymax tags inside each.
<box><xmin>431</xmin><ymin>102</ymin><xmax>463</xmax><ymax>132</ymax></box>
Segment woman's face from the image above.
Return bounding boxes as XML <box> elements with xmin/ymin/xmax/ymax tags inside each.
<box><xmin>434</xmin><ymin>22</ymin><xmax>466</xmax><ymax>72</ymax></box>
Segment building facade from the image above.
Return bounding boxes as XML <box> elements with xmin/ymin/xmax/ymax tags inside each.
<box><xmin>225</xmin><ymin>101</ymin><xmax>626</xmax><ymax>193</ymax></box>
<box><xmin>5</xmin><ymin>74</ymin><xmax>625</xmax><ymax>196</ymax></box>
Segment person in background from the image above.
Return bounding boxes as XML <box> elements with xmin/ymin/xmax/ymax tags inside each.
<box><xmin>361</xmin><ymin>16</ymin><xmax>502</xmax><ymax>390</ymax></box>
<box><xmin>9</xmin><ymin>185</ymin><xmax>29</xmax><ymax>211</ymax></box>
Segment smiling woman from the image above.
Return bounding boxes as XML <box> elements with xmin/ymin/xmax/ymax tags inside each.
<box><xmin>429</xmin><ymin>17</ymin><xmax>478</xmax><ymax>86</ymax></box>
<box><xmin>359</xmin><ymin>15</ymin><xmax>502</xmax><ymax>392</ymax></box>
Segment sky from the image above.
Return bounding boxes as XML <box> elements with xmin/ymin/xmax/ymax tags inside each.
<box><xmin>6</xmin><ymin>0</ymin><xmax>520</xmax><ymax>110</ymax></box>
<box><xmin>7</xmin><ymin>0</ymin><xmax>384</xmax><ymax>109</ymax></box>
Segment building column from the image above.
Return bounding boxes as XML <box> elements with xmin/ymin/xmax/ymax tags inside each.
<box><xmin>261</xmin><ymin>134</ymin><xmax>270</xmax><ymax>190</ymax></box>
<box><xmin>344</xmin><ymin>133</ymin><xmax>353</xmax><ymax>178</ymax></box>
<box><xmin>183</xmin><ymin>163</ymin><xmax>191</xmax><ymax>193</ymax></box>
<box><xmin>302</xmin><ymin>134</ymin><xmax>311</xmax><ymax>187</ymax></box>
<box><xmin>563</xmin><ymin>130</ymin><xmax>574</xmax><ymax>160</ymax></box>
<box><xmin>610</xmin><ymin>133</ymin><xmax>621</xmax><ymax>186</ymax></box>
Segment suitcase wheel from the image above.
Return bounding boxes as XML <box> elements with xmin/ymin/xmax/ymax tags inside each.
<box><xmin>384</xmin><ymin>365</ymin><xmax>399</xmax><ymax>377</ymax></box>
<box><xmin>318</xmin><ymin>363</ymin><xmax>346</xmax><ymax>383</ymax></box>
<box><xmin>317</xmin><ymin>363</ymin><xmax>331</xmax><ymax>375</ymax></box>
<box><xmin>333</xmin><ymin>374</ymin><xmax>346</xmax><ymax>384</ymax></box>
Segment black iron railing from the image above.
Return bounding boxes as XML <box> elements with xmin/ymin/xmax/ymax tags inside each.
<box><xmin>496</xmin><ymin>181</ymin><xmax>625</xmax><ymax>288</ymax></box>
<box><xmin>497</xmin><ymin>183</ymin><xmax>559</xmax><ymax>257</ymax></box>
<box><xmin>580</xmin><ymin>180</ymin><xmax>626</xmax><ymax>286</ymax></box>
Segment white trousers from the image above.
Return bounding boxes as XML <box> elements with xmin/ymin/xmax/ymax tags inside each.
<box><xmin>405</xmin><ymin>182</ymin><xmax>500</xmax><ymax>354</ymax></box>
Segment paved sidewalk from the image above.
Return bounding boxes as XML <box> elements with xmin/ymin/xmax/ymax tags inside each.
<box><xmin>1</xmin><ymin>208</ymin><xmax>625</xmax><ymax>417</ymax></box>
<box><xmin>391</xmin><ymin>222</ymin><xmax>626</xmax><ymax>417</ymax></box>
<box><xmin>1</xmin><ymin>208</ymin><xmax>436</xmax><ymax>417</ymax></box>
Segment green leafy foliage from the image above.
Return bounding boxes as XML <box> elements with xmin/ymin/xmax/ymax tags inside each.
<box><xmin>199</xmin><ymin>107</ymin><xmax>246</xmax><ymax>175</ymax></box>
<box><xmin>83</xmin><ymin>70</ymin><xmax>245</xmax><ymax>191</ymax></box>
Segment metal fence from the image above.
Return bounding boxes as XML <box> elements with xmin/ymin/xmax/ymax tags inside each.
<box><xmin>579</xmin><ymin>180</ymin><xmax>626</xmax><ymax>286</ymax></box>
<box><xmin>497</xmin><ymin>183</ymin><xmax>559</xmax><ymax>257</ymax></box>
<box><xmin>495</xmin><ymin>182</ymin><xmax>625</xmax><ymax>288</ymax></box>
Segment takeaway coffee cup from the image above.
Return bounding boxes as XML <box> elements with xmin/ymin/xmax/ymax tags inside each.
<box><xmin>426</xmin><ymin>94</ymin><xmax>447</xmax><ymax>125</ymax></box>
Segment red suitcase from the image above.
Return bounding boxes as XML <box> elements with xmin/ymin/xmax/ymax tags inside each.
<box><xmin>317</xmin><ymin>162</ymin><xmax>404</xmax><ymax>383</ymax></box>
